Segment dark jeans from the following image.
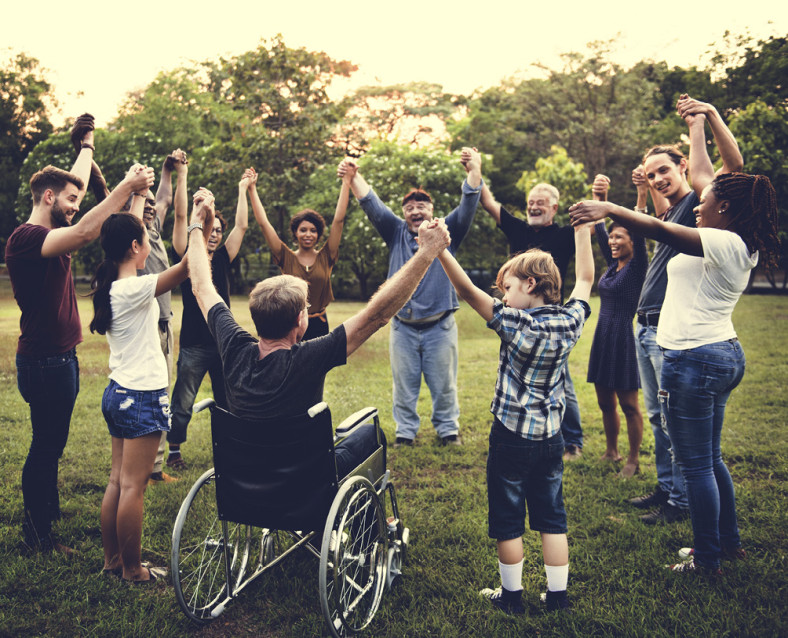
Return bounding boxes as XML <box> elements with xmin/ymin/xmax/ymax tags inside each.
<box><xmin>560</xmin><ymin>364</ymin><xmax>583</xmax><ymax>449</ymax></box>
<box><xmin>660</xmin><ymin>340</ymin><xmax>745</xmax><ymax>569</ymax></box>
<box><xmin>16</xmin><ymin>349</ymin><xmax>79</xmax><ymax>545</ymax></box>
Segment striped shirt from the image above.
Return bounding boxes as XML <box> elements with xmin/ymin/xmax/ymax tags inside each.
<box><xmin>487</xmin><ymin>298</ymin><xmax>591</xmax><ymax>439</ymax></box>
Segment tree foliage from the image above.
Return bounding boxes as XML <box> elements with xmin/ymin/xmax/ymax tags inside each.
<box><xmin>0</xmin><ymin>53</ymin><xmax>56</xmax><ymax>250</ymax></box>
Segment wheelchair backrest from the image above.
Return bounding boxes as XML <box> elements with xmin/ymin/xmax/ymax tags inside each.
<box><xmin>210</xmin><ymin>404</ymin><xmax>339</xmax><ymax>531</ymax></box>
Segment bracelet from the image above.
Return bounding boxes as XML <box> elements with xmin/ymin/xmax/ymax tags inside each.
<box><xmin>635</xmin><ymin>206</ymin><xmax>647</xmax><ymax>214</ymax></box>
<box><xmin>81</xmin><ymin>142</ymin><xmax>95</xmax><ymax>151</ymax></box>
<box><xmin>187</xmin><ymin>223</ymin><xmax>203</xmax><ymax>234</ymax></box>
<box><xmin>132</xmin><ymin>192</ymin><xmax>145</xmax><ymax>198</ymax></box>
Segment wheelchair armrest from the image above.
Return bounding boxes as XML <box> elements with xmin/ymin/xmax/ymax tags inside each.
<box><xmin>193</xmin><ymin>398</ymin><xmax>216</xmax><ymax>414</ymax></box>
<box><xmin>335</xmin><ymin>407</ymin><xmax>379</xmax><ymax>438</ymax></box>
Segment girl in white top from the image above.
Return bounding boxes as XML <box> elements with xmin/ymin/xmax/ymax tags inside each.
<box><xmin>89</xmin><ymin>187</ymin><xmax>212</xmax><ymax>583</ymax></box>
<box><xmin>569</xmin><ymin>139</ymin><xmax>779</xmax><ymax>575</ymax></box>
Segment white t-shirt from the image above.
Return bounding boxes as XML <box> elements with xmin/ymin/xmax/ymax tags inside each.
<box><xmin>657</xmin><ymin>228</ymin><xmax>758</xmax><ymax>350</ymax></box>
<box><xmin>106</xmin><ymin>274</ymin><xmax>168</xmax><ymax>390</ymax></box>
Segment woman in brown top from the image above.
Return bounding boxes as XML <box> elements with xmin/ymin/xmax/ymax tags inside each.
<box><xmin>248</xmin><ymin>165</ymin><xmax>353</xmax><ymax>340</ymax></box>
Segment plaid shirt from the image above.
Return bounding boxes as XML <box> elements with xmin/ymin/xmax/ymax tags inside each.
<box><xmin>487</xmin><ymin>298</ymin><xmax>591</xmax><ymax>440</ymax></box>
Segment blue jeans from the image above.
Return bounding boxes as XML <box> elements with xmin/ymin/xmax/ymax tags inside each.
<box><xmin>660</xmin><ymin>340</ymin><xmax>745</xmax><ymax>569</ymax></box>
<box><xmin>560</xmin><ymin>365</ymin><xmax>583</xmax><ymax>449</ymax></box>
<box><xmin>16</xmin><ymin>349</ymin><xmax>79</xmax><ymax>545</ymax></box>
<box><xmin>636</xmin><ymin>325</ymin><xmax>687</xmax><ymax>509</ymax></box>
<box><xmin>102</xmin><ymin>380</ymin><xmax>171</xmax><ymax>439</ymax></box>
<box><xmin>487</xmin><ymin>419</ymin><xmax>566</xmax><ymax>539</ymax></box>
<box><xmin>390</xmin><ymin>314</ymin><xmax>459</xmax><ymax>439</ymax></box>
<box><xmin>168</xmin><ymin>344</ymin><xmax>227</xmax><ymax>445</ymax></box>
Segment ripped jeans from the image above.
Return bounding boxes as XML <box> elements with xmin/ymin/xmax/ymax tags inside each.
<box><xmin>659</xmin><ymin>340</ymin><xmax>745</xmax><ymax>569</ymax></box>
<box><xmin>102</xmin><ymin>380</ymin><xmax>171</xmax><ymax>439</ymax></box>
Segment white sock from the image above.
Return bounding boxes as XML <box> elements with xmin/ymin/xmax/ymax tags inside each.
<box><xmin>498</xmin><ymin>559</ymin><xmax>523</xmax><ymax>592</ymax></box>
<box><xmin>544</xmin><ymin>564</ymin><xmax>569</xmax><ymax>592</ymax></box>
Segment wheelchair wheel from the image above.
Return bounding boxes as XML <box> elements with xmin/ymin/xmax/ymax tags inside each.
<box><xmin>171</xmin><ymin>468</ymin><xmax>252</xmax><ymax>624</ymax></box>
<box><xmin>258</xmin><ymin>529</ymin><xmax>297</xmax><ymax>568</ymax></box>
<box><xmin>319</xmin><ymin>476</ymin><xmax>386</xmax><ymax>637</ymax></box>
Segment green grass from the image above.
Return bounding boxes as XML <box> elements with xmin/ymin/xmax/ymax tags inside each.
<box><xmin>0</xmin><ymin>281</ymin><xmax>786</xmax><ymax>637</ymax></box>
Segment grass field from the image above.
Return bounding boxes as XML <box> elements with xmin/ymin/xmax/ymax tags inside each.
<box><xmin>0</xmin><ymin>281</ymin><xmax>786</xmax><ymax>637</ymax></box>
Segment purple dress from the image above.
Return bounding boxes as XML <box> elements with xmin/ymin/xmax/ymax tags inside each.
<box><xmin>586</xmin><ymin>222</ymin><xmax>648</xmax><ymax>390</ymax></box>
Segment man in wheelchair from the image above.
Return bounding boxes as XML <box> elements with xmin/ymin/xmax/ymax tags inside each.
<box><xmin>184</xmin><ymin>187</ymin><xmax>450</xmax><ymax>474</ymax></box>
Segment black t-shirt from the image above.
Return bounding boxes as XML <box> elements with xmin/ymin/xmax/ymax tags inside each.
<box><xmin>207</xmin><ymin>303</ymin><xmax>347</xmax><ymax>420</ymax></box>
<box><xmin>179</xmin><ymin>245</ymin><xmax>232</xmax><ymax>347</ymax></box>
<box><xmin>499</xmin><ymin>206</ymin><xmax>575</xmax><ymax>297</ymax></box>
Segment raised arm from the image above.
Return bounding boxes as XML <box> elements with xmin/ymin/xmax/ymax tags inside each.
<box><xmin>223</xmin><ymin>169</ymin><xmax>251</xmax><ymax>261</ymax></box>
<box><xmin>342</xmin><ymin>219</ymin><xmax>450</xmax><ymax>356</ymax></box>
<box><xmin>154</xmin><ymin>149</ymin><xmax>184</xmax><ymax>226</ymax></box>
<box><xmin>340</xmin><ymin>158</ymin><xmax>371</xmax><ymax>200</ymax></box>
<box><xmin>326</xmin><ymin>162</ymin><xmax>354</xmax><ymax>261</ymax></box>
<box><xmin>186</xmin><ymin>190</ymin><xmax>224</xmax><ymax>321</ymax></box>
<box><xmin>677</xmin><ymin>94</ymin><xmax>743</xmax><ymax>177</ymax></box>
<box><xmin>437</xmin><ymin>249</ymin><xmax>495</xmax><ymax>322</ymax></box>
<box><xmin>569</xmin><ymin>200</ymin><xmax>703</xmax><ymax>257</ymax></box>
<box><xmin>171</xmin><ymin>154</ymin><xmax>190</xmax><ymax>257</ymax></box>
<box><xmin>69</xmin><ymin>114</ymin><xmax>96</xmax><ymax>203</ymax></box>
<box><xmin>569</xmin><ymin>223</ymin><xmax>594</xmax><ymax>302</ymax></box>
<box><xmin>445</xmin><ymin>147</ymin><xmax>483</xmax><ymax>247</ymax></box>
<box><xmin>479</xmin><ymin>183</ymin><xmax>502</xmax><ymax>225</ymax></box>
<box><xmin>40</xmin><ymin>165</ymin><xmax>154</xmax><ymax>258</ymax></box>
<box><xmin>248</xmin><ymin>169</ymin><xmax>285</xmax><ymax>256</ymax></box>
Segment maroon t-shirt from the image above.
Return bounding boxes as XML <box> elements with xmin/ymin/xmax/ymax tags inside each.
<box><xmin>5</xmin><ymin>224</ymin><xmax>82</xmax><ymax>356</ymax></box>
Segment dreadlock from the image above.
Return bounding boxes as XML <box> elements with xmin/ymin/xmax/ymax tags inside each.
<box><xmin>711</xmin><ymin>172</ymin><xmax>781</xmax><ymax>272</ymax></box>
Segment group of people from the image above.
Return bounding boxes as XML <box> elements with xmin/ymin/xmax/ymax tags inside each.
<box><xmin>5</xmin><ymin>93</ymin><xmax>779</xmax><ymax>614</ymax></box>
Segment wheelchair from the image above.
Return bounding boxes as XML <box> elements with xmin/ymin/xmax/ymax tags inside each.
<box><xmin>170</xmin><ymin>399</ymin><xmax>409</xmax><ymax>637</ymax></box>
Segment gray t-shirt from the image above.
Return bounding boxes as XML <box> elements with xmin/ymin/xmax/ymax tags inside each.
<box><xmin>138</xmin><ymin>215</ymin><xmax>172</xmax><ymax>322</ymax></box>
<box><xmin>207</xmin><ymin>303</ymin><xmax>347</xmax><ymax>420</ymax></box>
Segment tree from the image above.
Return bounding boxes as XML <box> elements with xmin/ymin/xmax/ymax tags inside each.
<box><xmin>729</xmin><ymin>100</ymin><xmax>788</xmax><ymax>288</ymax></box>
<box><xmin>0</xmin><ymin>53</ymin><xmax>56</xmax><ymax>251</ymax></box>
<box><xmin>335</xmin><ymin>82</ymin><xmax>466</xmax><ymax>155</ymax></box>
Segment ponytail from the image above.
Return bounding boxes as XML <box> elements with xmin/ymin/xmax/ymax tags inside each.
<box><xmin>88</xmin><ymin>213</ymin><xmax>146</xmax><ymax>334</ymax></box>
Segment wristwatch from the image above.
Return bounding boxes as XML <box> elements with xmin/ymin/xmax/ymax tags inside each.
<box><xmin>187</xmin><ymin>223</ymin><xmax>203</xmax><ymax>235</ymax></box>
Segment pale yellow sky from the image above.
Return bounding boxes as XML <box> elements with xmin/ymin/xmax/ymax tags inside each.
<box><xmin>3</xmin><ymin>0</ymin><xmax>785</xmax><ymax>127</ymax></box>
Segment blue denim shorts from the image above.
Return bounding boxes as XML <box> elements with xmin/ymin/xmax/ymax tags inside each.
<box><xmin>487</xmin><ymin>418</ymin><xmax>567</xmax><ymax>540</ymax></box>
<box><xmin>102</xmin><ymin>379</ymin><xmax>171</xmax><ymax>439</ymax></box>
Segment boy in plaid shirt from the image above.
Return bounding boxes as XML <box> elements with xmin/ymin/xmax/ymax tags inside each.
<box><xmin>436</xmin><ymin>220</ymin><xmax>594</xmax><ymax>614</ymax></box>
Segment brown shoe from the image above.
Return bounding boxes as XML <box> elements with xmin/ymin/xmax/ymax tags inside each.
<box><xmin>148</xmin><ymin>471</ymin><xmax>178</xmax><ymax>485</ymax></box>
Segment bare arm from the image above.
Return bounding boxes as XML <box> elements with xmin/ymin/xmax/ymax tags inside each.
<box><xmin>342</xmin><ymin>219</ymin><xmax>451</xmax><ymax>356</ymax></box>
<box><xmin>569</xmin><ymin>223</ymin><xmax>594</xmax><ymax>302</ymax></box>
<box><xmin>69</xmin><ymin>115</ymin><xmax>95</xmax><ymax>203</ymax></box>
<box><xmin>223</xmin><ymin>169</ymin><xmax>252</xmax><ymax>261</ymax></box>
<box><xmin>685</xmin><ymin>113</ymin><xmax>715</xmax><ymax>198</ymax></box>
<box><xmin>248</xmin><ymin>170</ymin><xmax>285</xmax><ymax>256</ymax></box>
<box><xmin>40</xmin><ymin>165</ymin><xmax>154</xmax><ymax>258</ymax></box>
<box><xmin>569</xmin><ymin>200</ymin><xmax>703</xmax><ymax>257</ymax></box>
<box><xmin>154</xmin><ymin>259</ymin><xmax>189</xmax><ymax>297</ymax></box>
<box><xmin>172</xmin><ymin>158</ymin><xmax>189</xmax><ymax>257</ymax></box>
<box><xmin>437</xmin><ymin>249</ymin><xmax>495</xmax><ymax>322</ymax></box>
<box><xmin>187</xmin><ymin>191</ymin><xmax>223</xmax><ymax>320</ymax></box>
<box><xmin>339</xmin><ymin>159</ymin><xmax>371</xmax><ymax>200</ymax></box>
<box><xmin>677</xmin><ymin>94</ymin><xmax>743</xmax><ymax>177</ymax></box>
<box><xmin>154</xmin><ymin>150</ymin><xmax>182</xmax><ymax>226</ymax></box>
<box><xmin>326</xmin><ymin>164</ymin><xmax>354</xmax><ymax>261</ymax></box>
<box><xmin>479</xmin><ymin>183</ymin><xmax>502</xmax><ymax>224</ymax></box>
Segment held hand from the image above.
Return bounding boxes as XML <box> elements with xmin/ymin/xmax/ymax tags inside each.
<box><xmin>676</xmin><ymin>93</ymin><xmax>710</xmax><ymax>126</ymax></box>
<box><xmin>123</xmin><ymin>164</ymin><xmax>155</xmax><ymax>193</ymax></box>
<box><xmin>591</xmin><ymin>174</ymin><xmax>610</xmax><ymax>201</ymax></box>
<box><xmin>337</xmin><ymin>159</ymin><xmax>359</xmax><ymax>181</ymax></box>
<box><xmin>191</xmin><ymin>188</ymin><xmax>214</xmax><ymax>224</ymax></box>
<box><xmin>239</xmin><ymin>168</ymin><xmax>256</xmax><ymax>190</ymax></box>
<box><xmin>417</xmin><ymin>218</ymin><xmax>451</xmax><ymax>256</ymax></box>
<box><xmin>171</xmin><ymin>149</ymin><xmax>189</xmax><ymax>174</ymax></box>
<box><xmin>632</xmin><ymin>165</ymin><xmax>648</xmax><ymax>191</ymax></box>
<box><xmin>568</xmin><ymin>200</ymin><xmax>611</xmax><ymax>226</ymax></box>
<box><xmin>460</xmin><ymin>147</ymin><xmax>481</xmax><ymax>174</ymax></box>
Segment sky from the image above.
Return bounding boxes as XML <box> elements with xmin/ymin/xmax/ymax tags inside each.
<box><xmin>3</xmin><ymin>0</ymin><xmax>786</xmax><ymax>128</ymax></box>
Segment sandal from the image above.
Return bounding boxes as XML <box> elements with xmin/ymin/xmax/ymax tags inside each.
<box><xmin>127</xmin><ymin>566</ymin><xmax>168</xmax><ymax>585</ymax></box>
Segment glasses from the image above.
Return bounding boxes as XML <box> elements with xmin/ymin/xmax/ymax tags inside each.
<box><xmin>210</xmin><ymin>227</ymin><xmax>223</xmax><ymax>236</ymax></box>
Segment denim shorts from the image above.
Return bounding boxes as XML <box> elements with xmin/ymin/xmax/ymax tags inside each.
<box><xmin>487</xmin><ymin>418</ymin><xmax>567</xmax><ymax>540</ymax></box>
<box><xmin>102</xmin><ymin>379</ymin><xmax>171</xmax><ymax>439</ymax></box>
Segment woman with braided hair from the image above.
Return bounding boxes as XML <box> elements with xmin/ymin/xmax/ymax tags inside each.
<box><xmin>569</xmin><ymin>167</ymin><xmax>779</xmax><ymax>575</ymax></box>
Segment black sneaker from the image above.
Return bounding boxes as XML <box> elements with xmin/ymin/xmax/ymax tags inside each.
<box><xmin>628</xmin><ymin>486</ymin><xmax>669</xmax><ymax>509</ymax></box>
<box><xmin>394</xmin><ymin>437</ymin><xmax>413</xmax><ymax>448</ymax></box>
<box><xmin>665</xmin><ymin>556</ymin><xmax>722</xmax><ymax>577</ymax></box>
<box><xmin>640</xmin><ymin>503</ymin><xmax>689</xmax><ymax>525</ymax></box>
<box><xmin>540</xmin><ymin>590</ymin><xmax>570</xmax><ymax>612</ymax></box>
<box><xmin>440</xmin><ymin>434</ymin><xmax>462</xmax><ymax>446</ymax></box>
<box><xmin>479</xmin><ymin>586</ymin><xmax>525</xmax><ymax>615</ymax></box>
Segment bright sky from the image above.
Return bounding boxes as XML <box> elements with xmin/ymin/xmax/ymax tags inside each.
<box><xmin>3</xmin><ymin>0</ymin><xmax>786</xmax><ymax>128</ymax></box>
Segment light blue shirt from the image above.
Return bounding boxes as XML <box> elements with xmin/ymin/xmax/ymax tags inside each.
<box><xmin>358</xmin><ymin>179</ymin><xmax>482</xmax><ymax>321</ymax></box>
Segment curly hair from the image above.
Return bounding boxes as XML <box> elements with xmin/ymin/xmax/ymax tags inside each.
<box><xmin>290</xmin><ymin>209</ymin><xmax>325</xmax><ymax>242</ymax></box>
<box><xmin>711</xmin><ymin>172</ymin><xmax>780</xmax><ymax>271</ymax></box>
